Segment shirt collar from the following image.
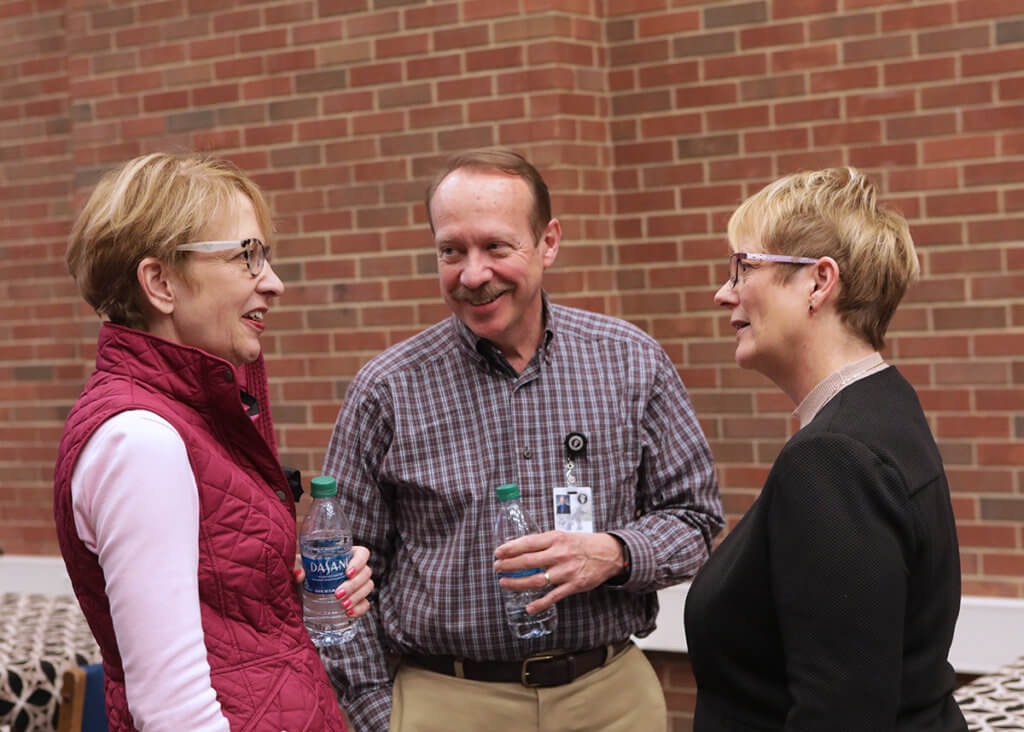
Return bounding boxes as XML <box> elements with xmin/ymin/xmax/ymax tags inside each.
<box><xmin>794</xmin><ymin>351</ymin><xmax>888</xmax><ymax>428</ymax></box>
<box><xmin>450</xmin><ymin>291</ymin><xmax>556</xmax><ymax>374</ymax></box>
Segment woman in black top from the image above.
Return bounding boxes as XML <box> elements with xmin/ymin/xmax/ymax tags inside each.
<box><xmin>685</xmin><ymin>168</ymin><xmax>966</xmax><ymax>731</ymax></box>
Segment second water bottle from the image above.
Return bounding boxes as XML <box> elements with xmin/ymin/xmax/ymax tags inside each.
<box><xmin>494</xmin><ymin>482</ymin><xmax>556</xmax><ymax>639</ymax></box>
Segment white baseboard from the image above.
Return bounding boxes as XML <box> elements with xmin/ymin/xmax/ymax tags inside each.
<box><xmin>0</xmin><ymin>554</ymin><xmax>74</xmax><ymax>595</ymax></box>
<box><xmin>633</xmin><ymin>583</ymin><xmax>1024</xmax><ymax>675</ymax></box>
<box><xmin>3</xmin><ymin>555</ymin><xmax>1019</xmax><ymax>674</ymax></box>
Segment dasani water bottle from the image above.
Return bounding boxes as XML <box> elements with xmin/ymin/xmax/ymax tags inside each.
<box><xmin>300</xmin><ymin>475</ymin><xmax>357</xmax><ymax>647</ymax></box>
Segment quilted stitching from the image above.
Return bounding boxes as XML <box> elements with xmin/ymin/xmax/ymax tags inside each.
<box><xmin>54</xmin><ymin>323</ymin><xmax>347</xmax><ymax>731</ymax></box>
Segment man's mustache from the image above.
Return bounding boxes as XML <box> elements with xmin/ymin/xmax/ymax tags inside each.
<box><xmin>451</xmin><ymin>284</ymin><xmax>511</xmax><ymax>305</ymax></box>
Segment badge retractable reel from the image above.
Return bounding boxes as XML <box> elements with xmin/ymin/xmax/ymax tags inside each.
<box><xmin>553</xmin><ymin>431</ymin><xmax>593</xmax><ymax>534</ymax></box>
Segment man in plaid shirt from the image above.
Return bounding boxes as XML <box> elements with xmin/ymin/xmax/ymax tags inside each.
<box><xmin>322</xmin><ymin>148</ymin><xmax>723</xmax><ymax>731</ymax></box>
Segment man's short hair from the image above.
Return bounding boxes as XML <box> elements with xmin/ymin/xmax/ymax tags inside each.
<box><xmin>425</xmin><ymin>147</ymin><xmax>552</xmax><ymax>242</ymax></box>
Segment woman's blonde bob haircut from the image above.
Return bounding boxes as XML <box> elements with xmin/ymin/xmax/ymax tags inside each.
<box><xmin>66</xmin><ymin>152</ymin><xmax>272</xmax><ymax>331</ymax></box>
<box><xmin>728</xmin><ymin>167</ymin><xmax>918</xmax><ymax>350</ymax></box>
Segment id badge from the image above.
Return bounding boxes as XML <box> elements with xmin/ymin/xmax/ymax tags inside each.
<box><xmin>553</xmin><ymin>486</ymin><xmax>594</xmax><ymax>533</ymax></box>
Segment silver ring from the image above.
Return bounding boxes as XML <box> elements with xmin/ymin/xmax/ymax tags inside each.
<box><xmin>543</xmin><ymin>570</ymin><xmax>552</xmax><ymax>587</ymax></box>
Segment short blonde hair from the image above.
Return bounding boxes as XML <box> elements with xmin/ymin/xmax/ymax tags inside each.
<box><xmin>66</xmin><ymin>152</ymin><xmax>271</xmax><ymax>330</ymax></box>
<box><xmin>728</xmin><ymin>167</ymin><xmax>918</xmax><ymax>350</ymax></box>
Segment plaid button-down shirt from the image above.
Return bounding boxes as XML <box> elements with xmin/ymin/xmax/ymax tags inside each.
<box><xmin>322</xmin><ymin>296</ymin><xmax>723</xmax><ymax>731</ymax></box>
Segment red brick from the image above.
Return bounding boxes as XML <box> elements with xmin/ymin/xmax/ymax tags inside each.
<box><xmin>1001</xmin><ymin>76</ymin><xmax>1024</xmax><ymax>100</ymax></box>
<box><xmin>266</xmin><ymin>49</ymin><xmax>316</xmax><ymax>74</ymax></box>
<box><xmin>921</xmin><ymin>81</ymin><xmax>993</xmax><ymax>109</ymax></box>
<box><xmin>884</xmin><ymin>57</ymin><xmax>956</xmax><ymax>86</ymax></box>
<box><xmin>896</xmin><ymin>334</ymin><xmax>969</xmax><ymax>358</ymax></box>
<box><xmin>888</xmin><ymin>167</ymin><xmax>959</xmax><ymax>192</ymax></box>
<box><xmin>937</xmin><ymin>415</ymin><xmax>1010</xmax><ymax>438</ymax></box>
<box><xmin>814</xmin><ymin>120</ymin><xmax>881</xmax><ymax>146</ymax></box>
<box><xmin>957</xmin><ymin>0</ymin><xmax>1024</xmax><ymax>22</ymax></box>
<box><xmin>964</xmin><ymin>48</ymin><xmax>1024</xmax><ymax>77</ymax></box>
<box><xmin>142</xmin><ymin>90</ymin><xmax>188</xmax><ymax>113</ymax></box>
<box><xmin>809</xmin><ymin>12</ymin><xmax>876</xmax><ymax>40</ymax></box>
<box><xmin>775</xmin><ymin>97</ymin><xmax>841</xmax><ymax>124</ymax></box>
<box><xmin>970</xmin><ymin>218</ymin><xmax>1024</xmax><ymax>244</ymax></box>
<box><xmin>809</xmin><ymin>65</ymin><xmax>878</xmax><ymax>93</ymax></box>
<box><xmin>114</xmin><ymin>24</ymin><xmax>159</xmax><ymax>50</ymax></box>
<box><xmin>922</xmin><ymin>134</ymin><xmax>997</xmax><ymax>164</ymax></box>
<box><xmin>740</xmin><ymin>22</ymin><xmax>804</xmax><ymax>49</ymax></box>
<box><xmin>139</xmin><ymin>1</ymin><xmax>183</xmax><ymax>23</ymax></box>
<box><xmin>217</xmin><ymin>9</ymin><xmax>262</xmax><ymax>35</ymax></box>
<box><xmin>405</xmin><ymin>2</ymin><xmax>459</xmax><ymax>28</ymax></box>
<box><xmin>466</xmin><ymin>46</ymin><xmax>522</xmax><ymax>73</ymax></box>
<box><xmin>965</xmin><ymin>162</ymin><xmax>1024</xmax><ymax>187</ymax></box>
<box><xmin>293</xmin><ymin>20</ymin><xmax>344</xmax><ymax>45</ymax></box>
<box><xmin>704</xmin><ymin>53</ymin><xmax>767</xmax><ymax>80</ymax></box>
<box><xmin>705</xmin><ymin>2</ymin><xmax>767</xmax><ymax>29</ymax></box>
<box><xmin>212</xmin><ymin>57</ymin><xmax>261</xmax><ymax>80</ymax></box>
<box><xmin>375</xmin><ymin>33</ymin><xmax>429</xmax><ymax>59</ymax></box>
<box><xmin>844</xmin><ymin>34</ymin><xmax>911</xmax><ymax>63</ymax></box>
<box><xmin>434</xmin><ymin>24</ymin><xmax>488</xmax><ymax>51</ymax></box>
<box><xmin>745</xmin><ymin>127</ymin><xmax>808</xmax><ymax>152</ymax></box>
<box><xmin>638</xmin><ymin>61</ymin><xmax>699</xmax><ymax>88</ymax></box>
<box><xmin>675</xmin><ymin>83</ymin><xmax>738</xmax><ymax>108</ymax></box>
<box><xmin>637</xmin><ymin>10</ymin><xmax>700</xmax><ymax>37</ymax></box>
<box><xmin>772</xmin><ymin>43</ymin><xmax>837</xmax><ymax>72</ymax></box>
<box><xmin>707</xmin><ymin>104</ymin><xmax>769</xmax><ymax>131</ymax></box>
<box><xmin>709</xmin><ymin>156</ymin><xmax>773</xmax><ymax>181</ymax></box>
<box><xmin>925</xmin><ymin>191</ymin><xmax>999</xmax><ymax>218</ymax></box>
<box><xmin>596</xmin><ymin>0</ymin><xmax>664</xmax><ymax>14</ymax></box>
<box><xmin>918</xmin><ymin>25</ymin><xmax>991</xmax><ymax>54</ymax></box>
<box><xmin>845</xmin><ymin>89</ymin><xmax>915</xmax><ymax>117</ymax></box>
<box><xmin>886</xmin><ymin>112</ymin><xmax>956</xmax><ymax>140</ymax></box>
<box><xmin>965</xmin><ymin>104</ymin><xmax>1024</xmax><ymax>133</ymax></box>
<box><xmin>740</xmin><ymin>74</ymin><xmax>805</xmax><ymax>101</ymax></box>
<box><xmin>881</xmin><ymin>2</ymin><xmax>953</xmax><ymax>31</ymax></box>
<box><xmin>639</xmin><ymin>113</ymin><xmax>701</xmax><ymax>138</ymax></box>
<box><xmin>498</xmin><ymin>67</ymin><xmax>574</xmax><ymax>94</ymax></box>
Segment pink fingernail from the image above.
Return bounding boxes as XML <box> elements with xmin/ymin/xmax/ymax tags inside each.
<box><xmin>346</xmin><ymin>609</ymin><xmax>355</xmax><ymax>616</ymax></box>
<box><xmin>335</xmin><ymin>587</ymin><xmax>346</xmax><ymax>599</ymax></box>
<box><xmin>342</xmin><ymin>598</ymin><xmax>352</xmax><ymax>609</ymax></box>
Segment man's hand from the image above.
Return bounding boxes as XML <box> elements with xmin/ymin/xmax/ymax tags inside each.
<box><xmin>293</xmin><ymin>545</ymin><xmax>375</xmax><ymax>619</ymax></box>
<box><xmin>492</xmin><ymin>531</ymin><xmax>625</xmax><ymax>614</ymax></box>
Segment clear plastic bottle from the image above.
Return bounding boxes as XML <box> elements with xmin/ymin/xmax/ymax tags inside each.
<box><xmin>300</xmin><ymin>475</ymin><xmax>357</xmax><ymax>647</ymax></box>
<box><xmin>494</xmin><ymin>482</ymin><xmax>556</xmax><ymax>639</ymax></box>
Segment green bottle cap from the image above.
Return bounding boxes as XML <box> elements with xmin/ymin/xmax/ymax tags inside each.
<box><xmin>310</xmin><ymin>475</ymin><xmax>338</xmax><ymax>498</ymax></box>
<box><xmin>495</xmin><ymin>483</ymin><xmax>520</xmax><ymax>501</ymax></box>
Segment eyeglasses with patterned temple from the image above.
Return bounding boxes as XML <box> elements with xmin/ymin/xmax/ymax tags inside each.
<box><xmin>728</xmin><ymin>252</ymin><xmax>819</xmax><ymax>287</ymax></box>
<box><xmin>176</xmin><ymin>239</ymin><xmax>269</xmax><ymax>278</ymax></box>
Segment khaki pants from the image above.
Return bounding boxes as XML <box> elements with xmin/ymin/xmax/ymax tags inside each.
<box><xmin>388</xmin><ymin>643</ymin><xmax>667</xmax><ymax>732</ymax></box>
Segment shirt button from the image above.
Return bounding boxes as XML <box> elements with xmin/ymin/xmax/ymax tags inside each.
<box><xmin>275</xmin><ymin>490</ymin><xmax>288</xmax><ymax>503</ymax></box>
<box><xmin>522</xmin><ymin>448</ymin><xmax>532</xmax><ymax>459</ymax></box>
<box><xmin>221</xmin><ymin>369</ymin><xmax>234</xmax><ymax>383</ymax></box>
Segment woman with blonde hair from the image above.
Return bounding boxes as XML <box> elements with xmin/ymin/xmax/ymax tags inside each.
<box><xmin>54</xmin><ymin>152</ymin><xmax>372</xmax><ymax>731</ymax></box>
<box><xmin>685</xmin><ymin>168</ymin><xmax>966</xmax><ymax>731</ymax></box>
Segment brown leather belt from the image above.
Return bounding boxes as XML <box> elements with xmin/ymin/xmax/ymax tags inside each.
<box><xmin>405</xmin><ymin>639</ymin><xmax>632</xmax><ymax>688</ymax></box>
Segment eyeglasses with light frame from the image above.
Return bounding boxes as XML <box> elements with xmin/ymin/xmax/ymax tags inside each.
<box><xmin>176</xmin><ymin>239</ymin><xmax>270</xmax><ymax>278</ymax></box>
<box><xmin>728</xmin><ymin>252</ymin><xmax>819</xmax><ymax>287</ymax></box>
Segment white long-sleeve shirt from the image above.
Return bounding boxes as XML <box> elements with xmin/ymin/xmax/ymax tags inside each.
<box><xmin>71</xmin><ymin>410</ymin><xmax>230</xmax><ymax>731</ymax></box>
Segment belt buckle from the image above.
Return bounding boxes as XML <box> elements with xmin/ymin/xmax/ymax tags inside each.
<box><xmin>520</xmin><ymin>652</ymin><xmax>556</xmax><ymax>687</ymax></box>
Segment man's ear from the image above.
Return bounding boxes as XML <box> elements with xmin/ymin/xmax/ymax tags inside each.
<box><xmin>540</xmin><ymin>218</ymin><xmax>560</xmax><ymax>268</ymax></box>
<box><xmin>137</xmin><ymin>257</ymin><xmax>177</xmax><ymax>315</ymax></box>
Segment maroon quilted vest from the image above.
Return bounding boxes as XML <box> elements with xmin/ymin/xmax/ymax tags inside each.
<box><xmin>54</xmin><ymin>323</ymin><xmax>347</xmax><ymax>732</ymax></box>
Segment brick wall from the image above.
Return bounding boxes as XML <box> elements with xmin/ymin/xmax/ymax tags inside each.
<box><xmin>3</xmin><ymin>0</ymin><xmax>1024</xmax><ymax>726</ymax></box>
